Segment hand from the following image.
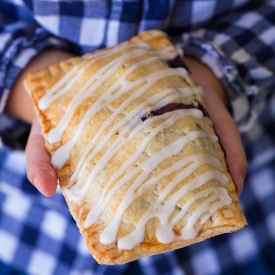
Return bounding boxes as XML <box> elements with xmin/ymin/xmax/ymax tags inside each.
<box><xmin>5</xmin><ymin>49</ymin><xmax>73</xmax><ymax>196</ymax></box>
<box><xmin>184</xmin><ymin>56</ymin><xmax>247</xmax><ymax>196</ymax></box>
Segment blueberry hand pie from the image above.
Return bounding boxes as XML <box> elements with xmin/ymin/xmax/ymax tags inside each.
<box><xmin>24</xmin><ymin>30</ymin><xmax>246</xmax><ymax>265</ymax></box>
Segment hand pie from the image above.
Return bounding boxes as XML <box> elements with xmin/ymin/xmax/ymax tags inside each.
<box><xmin>24</xmin><ymin>30</ymin><xmax>247</xmax><ymax>265</ymax></box>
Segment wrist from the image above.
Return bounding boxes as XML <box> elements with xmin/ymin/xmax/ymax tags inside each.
<box><xmin>5</xmin><ymin>49</ymin><xmax>74</xmax><ymax>123</ymax></box>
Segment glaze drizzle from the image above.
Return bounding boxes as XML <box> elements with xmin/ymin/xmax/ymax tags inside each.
<box><xmin>39</xmin><ymin>39</ymin><xmax>232</xmax><ymax>249</ymax></box>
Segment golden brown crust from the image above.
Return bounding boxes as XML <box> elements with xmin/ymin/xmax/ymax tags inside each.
<box><xmin>24</xmin><ymin>30</ymin><xmax>246</xmax><ymax>265</ymax></box>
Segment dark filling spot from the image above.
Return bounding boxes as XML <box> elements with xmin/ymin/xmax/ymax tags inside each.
<box><xmin>140</xmin><ymin>102</ymin><xmax>209</xmax><ymax>121</ymax></box>
<box><xmin>167</xmin><ymin>56</ymin><xmax>189</xmax><ymax>71</ymax></box>
<box><xmin>140</xmin><ymin>56</ymin><xmax>208</xmax><ymax>121</ymax></box>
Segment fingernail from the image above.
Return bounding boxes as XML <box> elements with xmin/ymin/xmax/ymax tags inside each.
<box><xmin>237</xmin><ymin>176</ymin><xmax>244</xmax><ymax>196</ymax></box>
<box><xmin>33</xmin><ymin>177</ymin><xmax>42</xmax><ymax>194</ymax></box>
<box><xmin>240</xmin><ymin>175</ymin><xmax>244</xmax><ymax>184</ymax></box>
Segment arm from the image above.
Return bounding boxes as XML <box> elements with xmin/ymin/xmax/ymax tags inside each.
<box><xmin>5</xmin><ymin>49</ymin><xmax>73</xmax><ymax>123</ymax></box>
<box><xmin>0</xmin><ymin>11</ymin><xmax>73</xmax><ymax>195</ymax></box>
<box><xmin>0</xmin><ymin>11</ymin><xmax>73</xmax><ymax>147</ymax></box>
<box><xmin>174</xmin><ymin>1</ymin><xmax>275</xmax><ymax>195</ymax></box>
<box><xmin>180</xmin><ymin>0</ymin><xmax>275</xmax><ymax>132</ymax></box>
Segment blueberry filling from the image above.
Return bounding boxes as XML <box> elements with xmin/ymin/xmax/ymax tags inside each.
<box><xmin>167</xmin><ymin>56</ymin><xmax>189</xmax><ymax>71</ymax></box>
<box><xmin>140</xmin><ymin>55</ymin><xmax>208</xmax><ymax>121</ymax></box>
<box><xmin>140</xmin><ymin>102</ymin><xmax>208</xmax><ymax>121</ymax></box>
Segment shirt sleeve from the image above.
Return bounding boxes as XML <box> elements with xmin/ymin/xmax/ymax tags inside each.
<box><xmin>0</xmin><ymin>15</ymin><xmax>72</xmax><ymax>149</ymax></box>
<box><xmin>179</xmin><ymin>1</ymin><xmax>275</xmax><ymax>132</ymax></box>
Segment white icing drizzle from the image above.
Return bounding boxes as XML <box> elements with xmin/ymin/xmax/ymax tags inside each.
<box><xmin>39</xmin><ymin>40</ymin><xmax>232</xmax><ymax>249</ymax></box>
<box><xmin>118</xmin><ymin>185</ymin><xmax>231</xmax><ymax>250</ymax></box>
<box><xmin>39</xmin><ymin>64</ymin><xmax>87</xmax><ymax>110</ymax></box>
<box><xmin>51</xmin><ymin>66</ymin><xmax>189</xmax><ymax>169</ymax></box>
<box><xmin>38</xmin><ymin>43</ymin><xmax>141</xmax><ymax>110</ymax></box>
<box><xmin>99</xmin><ymin>154</ymin><xmax>228</xmax><ymax>247</ymax></box>
<box><xmin>68</xmin><ymin>86</ymin><xmax>202</xmax><ymax>191</ymax></box>
<box><xmin>84</xmin><ymin>112</ymin><xmax>205</xmax><ymax>227</ymax></box>
<box><xmin>48</xmin><ymin>47</ymin><xmax>153</xmax><ymax>145</ymax></box>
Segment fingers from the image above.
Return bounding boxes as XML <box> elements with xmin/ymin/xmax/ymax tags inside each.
<box><xmin>205</xmin><ymin>89</ymin><xmax>247</xmax><ymax>196</ymax></box>
<box><xmin>183</xmin><ymin>57</ymin><xmax>247</xmax><ymax>195</ymax></box>
<box><xmin>25</xmin><ymin>116</ymin><xmax>57</xmax><ymax>196</ymax></box>
<box><xmin>215</xmin><ymin>109</ymin><xmax>247</xmax><ymax>196</ymax></box>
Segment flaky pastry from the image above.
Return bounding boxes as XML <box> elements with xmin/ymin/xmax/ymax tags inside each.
<box><xmin>24</xmin><ymin>30</ymin><xmax>247</xmax><ymax>265</ymax></box>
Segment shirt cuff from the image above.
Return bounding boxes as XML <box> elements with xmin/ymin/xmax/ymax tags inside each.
<box><xmin>178</xmin><ymin>34</ymin><xmax>264</xmax><ymax>132</ymax></box>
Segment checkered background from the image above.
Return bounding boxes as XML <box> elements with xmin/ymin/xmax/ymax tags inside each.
<box><xmin>1</xmin><ymin>94</ymin><xmax>275</xmax><ymax>275</ymax></box>
<box><xmin>1</xmin><ymin>0</ymin><xmax>275</xmax><ymax>274</ymax></box>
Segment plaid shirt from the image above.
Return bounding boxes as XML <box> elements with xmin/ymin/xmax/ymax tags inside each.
<box><xmin>1</xmin><ymin>0</ymin><xmax>275</xmax><ymax>274</ymax></box>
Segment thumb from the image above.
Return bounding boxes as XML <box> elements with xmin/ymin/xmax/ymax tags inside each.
<box><xmin>25</xmin><ymin>116</ymin><xmax>57</xmax><ymax>196</ymax></box>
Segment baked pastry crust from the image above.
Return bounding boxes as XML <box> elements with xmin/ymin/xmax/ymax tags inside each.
<box><xmin>24</xmin><ymin>30</ymin><xmax>247</xmax><ymax>265</ymax></box>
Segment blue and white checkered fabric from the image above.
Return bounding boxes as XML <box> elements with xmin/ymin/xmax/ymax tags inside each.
<box><xmin>1</xmin><ymin>0</ymin><xmax>275</xmax><ymax>134</ymax></box>
<box><xmin>1</xmin><ymin>0</ymin><xmax>275</xmax><ymax>274</ymax></box>
<box><xmin>1</xmin><ymin>95</ymin><xmax>275</xmax><ymax>275</ymax></box>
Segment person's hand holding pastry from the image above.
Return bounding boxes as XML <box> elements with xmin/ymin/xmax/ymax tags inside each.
<box><xmin>23</xmin><ymin>30</ymin><xmax>247</xmax><ymax>264</ymax></box>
